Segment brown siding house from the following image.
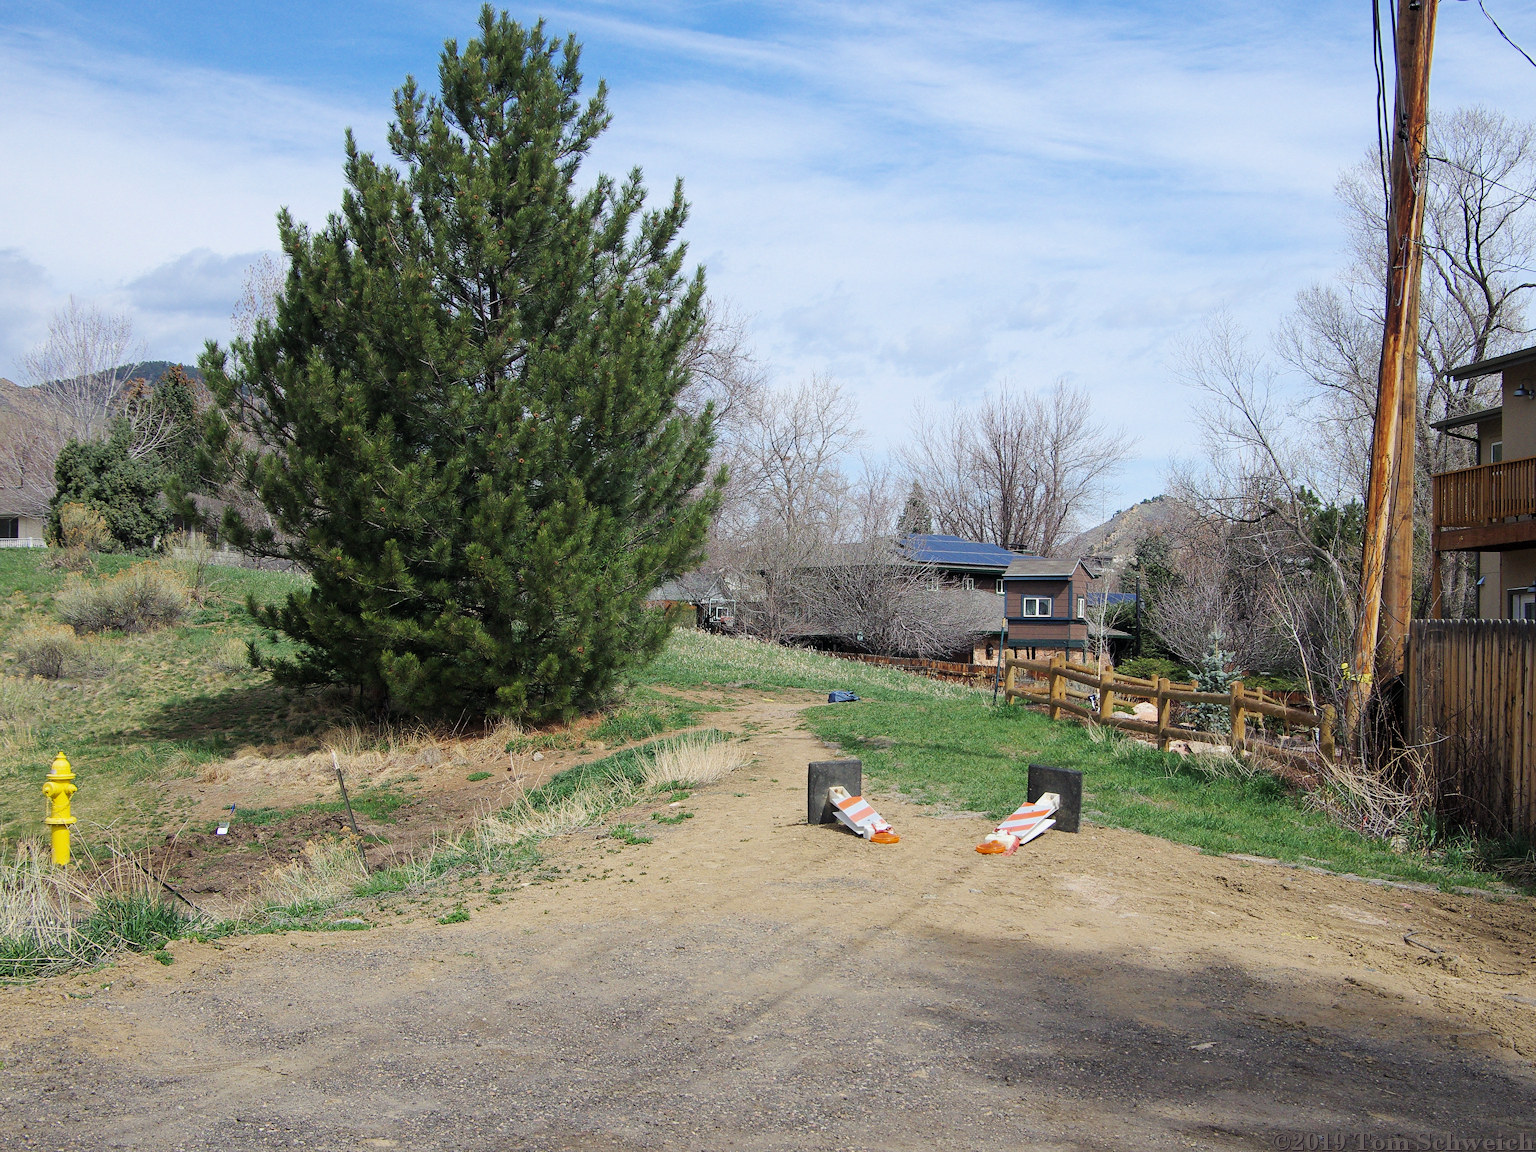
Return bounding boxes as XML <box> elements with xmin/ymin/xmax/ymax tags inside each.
<box><xmin>1002</xmin><ymin>558</ymin><xmax>1095</xmax><ymax>659</ymax></box>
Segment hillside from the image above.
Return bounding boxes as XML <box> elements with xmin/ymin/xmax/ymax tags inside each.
<box><xmin>1058</xmin><ymin>495</ymin><xmax>1182</xmax><ymax>585</ymax></box>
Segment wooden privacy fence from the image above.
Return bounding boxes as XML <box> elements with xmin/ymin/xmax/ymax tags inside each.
<box><xmin>829</xmin><ymin>651</ymin><xmax>995</xmax><ymax>685</ymax></box>
<box><xmin>1407</xmin><ymin>619</ymin><xmax>1536</xmax><ymax>839</ymax></box>
<box><xmin>1003</xmin><ymin>654</ymin><xmax>1335</xmax><ymax>760</ymax></box>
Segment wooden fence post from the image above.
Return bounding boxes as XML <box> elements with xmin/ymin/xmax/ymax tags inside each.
<box><xmin>1098</xmin><ymin>667</ymin><xmax>1116</xmax><ymax>722</ymax></box>
<box><xmin>1003</xmin><ymin>659</ymin><xmax>1016</xmax><ymax>701</ymax></box>
<box><xmin>1320</xmin><ymin>705</ymin><xmax>1336</xmax><ymax>762</ymax></box>
<box><xmin>1229</xmin><ymin>680</ymin><xmax>1246</xmax><ymax>753</ymax></box>
<box><xmin>1156</xmin><ymin>676</ymin><xmax>1172</xmax><ymax>751</ymax></box>
<box><xmin>1049</xmin><ymin>653</ymin><xmax>1066</xmax><ymax>721</ymax></box>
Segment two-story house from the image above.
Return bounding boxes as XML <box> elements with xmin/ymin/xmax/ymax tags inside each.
<box><xmin>1001</xmin><ymin>557</ymin><xmax>1099</xmax><ymax>662</ymax></box>
<box><xmin>1429</xmin><ymin>345</ymin><xmax>1536</xmax><ymax>620</ymax></box>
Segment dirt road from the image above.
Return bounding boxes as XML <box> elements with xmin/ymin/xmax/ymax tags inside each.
<box><xmin>1</xmin><ymin>698</ymin><xmax>1533</xmax><ymax>1150</ymax></box>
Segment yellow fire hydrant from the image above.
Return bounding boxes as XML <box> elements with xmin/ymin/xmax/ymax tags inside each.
<box><xmin>42</xmin><ymin>752</ymin><xmax>77</xmax><ymax>866</ymax></box>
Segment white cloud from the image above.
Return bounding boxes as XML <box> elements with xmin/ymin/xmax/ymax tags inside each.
<box><xmin>6</xmin><ymin>0</ymin><xmax>1536</xmax><ymax>518</ymax></box>
<box><xmin>0</xmin><ymin>25</ymin><xmax>382</xmax><ymax>370</ymax></box>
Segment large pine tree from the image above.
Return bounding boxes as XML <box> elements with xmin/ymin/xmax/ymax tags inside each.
<box><xmin>198</xmin><ymin>8</ymin><xmax>721</xmax><ymax>719</ymax></box>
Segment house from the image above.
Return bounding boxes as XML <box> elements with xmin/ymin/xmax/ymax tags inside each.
<box><xmin>1001</xmin><ymin>557</ymin><xmax>1101</xmax><ymax>663</ymax></box>
<box><xmin>647</xmin><ymin>572</ymin><xmax>741</xmax><ymax>630</ymax></box>
<box><xmin>1429</xmin><ymin>345</ymin><xmax>1536</xmax><ymax>619</ymax></box>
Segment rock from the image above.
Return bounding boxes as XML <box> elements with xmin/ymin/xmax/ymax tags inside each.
<box><xmin>532</xmin><ymin>751</ymin><xmax>544</xmax><ymax>762</ymax></box>
<box><xmin>1132</xmin><ymin>701</ymin><xmax>1158</xmax><ymax>722</ymax></box>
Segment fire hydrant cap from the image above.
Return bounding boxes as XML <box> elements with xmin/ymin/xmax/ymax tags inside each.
<box><xmin>49</xmin><ymin>752</ymin><xmax>73</xmax><ymax>778</ymax></box>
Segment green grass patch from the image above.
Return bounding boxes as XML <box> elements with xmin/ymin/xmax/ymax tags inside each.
<box><xmin>437</xmin><ymin>905</ymin><xmax>470</xmax><ymax>924</ymax></box>
<box><xmin>607</xmin><ymin>823</ymin><xmax>651</xmax><ymax>845</ymax></box>
<box><xmin>466</xmin><ymin>771</ymin><xmax>491</xmax><ymax>782</ymax></box>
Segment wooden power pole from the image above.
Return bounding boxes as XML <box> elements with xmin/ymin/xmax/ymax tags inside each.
<box><xmin>1348</xmin><ymin>0</ymin><xmax>1439</xmax><ymax>736</ymax></box>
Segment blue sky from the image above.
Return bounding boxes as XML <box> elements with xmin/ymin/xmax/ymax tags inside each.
<box><xmin>5</xmin><ymin>1</ymin><xmax>1536</xmax><ymax>512</ymax></box>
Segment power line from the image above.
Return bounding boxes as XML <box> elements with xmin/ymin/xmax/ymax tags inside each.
<box><xmin>1463</xmin><ymin>0</ymin><xmax>1536</xmax><ymax>69</ymax></box>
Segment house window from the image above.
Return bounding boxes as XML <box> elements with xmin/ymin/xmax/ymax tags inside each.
<box><xmin>962</xmin><ymin>576</ymin><xmax>974</xmax><ymax>590</ymax></box>
<box><xmin>1020</xmin><ymin>596</ymin><xmax>1052</xmax><ymax>618</ymax></box>
<box><xmin>995</xmin><ymin>579</ymin><xmax>1004</xmax><ymax>594</ymax></box>
<box><xmin>1492</xmin><ymin>440</ymin><xmax>1504</xmax><ymax>463</ymax></box>
<box><xmin>0</xmin><ymin>518</ymin><xmax>17</xmax><ymax>540</ymax></box>
<box><xmin>1512</xmin><ymin>589</ymin><xmax>1535</xmax><ymax>621</ymax></box>
<box><xmin>1076</xmin><ymin>595</ymin><xmax>1086</xmax><ymax>620</ymax></box>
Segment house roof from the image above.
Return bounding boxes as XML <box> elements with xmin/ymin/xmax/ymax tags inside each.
<box><xmin>898</xmin><ymin>534</ymin><xmax>1027</xmax><ymax>571</ymax></box>
<box><xmin>1002</xmin><ymin>557</ymin><xmax>1093</xmax><ymax>579</ymax></box>
<box><xmin>1428</xmin><ymin>404</ymin><xmax>1502</xmax><ymax>432</ymax></box>
<box><xmin>1448</xmin><ymin>344</ymin><xmax>1536</xmax><ymax>380</ymax></box>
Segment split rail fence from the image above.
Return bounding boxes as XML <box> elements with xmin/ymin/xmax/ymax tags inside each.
<box><xmin>1002</xmin><ymin>654</ymin><xmax>1335</xmax><ymax>761</ymax></box>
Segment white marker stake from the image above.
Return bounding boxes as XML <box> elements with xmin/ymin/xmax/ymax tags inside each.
<box><xmin>216</xmin><ymin>804</ymin><xmax>235</xmax><ymax>835</ymax></box>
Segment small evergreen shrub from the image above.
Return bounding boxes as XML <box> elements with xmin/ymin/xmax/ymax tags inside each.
<box><xmin>1188</xmin><ymin>642</ymin><xmax>1237</xmax><ymax>734</ymax></box>
<box><xmin>56</xmin><ymin>563</ymin><xmax>189</xmax><ymax>634</ymax></box>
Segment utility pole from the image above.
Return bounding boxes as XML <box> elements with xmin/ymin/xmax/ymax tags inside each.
<box><xmin>1348</xmin><ymin>0</ymin><xmax>1439</xmax><ymax>737</ymax></box>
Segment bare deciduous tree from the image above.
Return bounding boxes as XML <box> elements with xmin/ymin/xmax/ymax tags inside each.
<box><xmin>1164</xmin><ymin>316</ymin><xmax>1361</xmax><ymax>706</ymax></box>
<box><xmin>795</xmin><ymin>538</ymin><xmax>991</xmax><ymax>659</ymax></box>
<box><xmin>231</xmin><ymin>254</ymin><xmax>286</xmax><ymax>345</ymax></box>
<box><xmin>902</xmin><ymin>380</ymin><xmax>1127</xmax><ymax>555</ymax></box>
<box><xmin>22</xmin><ymin>298</ymin><xmax>144</xmax><ymax>444</ymax></box>
<box><xmin>1279</xmin><ymin>107</ymin><xmax>1536</xmax><ymax>617</ymax></box>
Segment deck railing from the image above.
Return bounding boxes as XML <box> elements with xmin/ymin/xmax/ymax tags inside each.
<box><xmin>1432</xmin><ymin>456</ymin><xmax>1536</xmax><ymax>531</ymax></box>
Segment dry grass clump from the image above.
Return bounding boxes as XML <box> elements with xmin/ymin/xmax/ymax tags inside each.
<box><xmin>56</xmin><ymin>563</ymin><xmax>189</xmax><ymax>634</ymax></box>
<box><xmin>212</xmin><ymin>636</ymin><xmax>253</xmax><ymax>675</ymax></box>
<box><xmin>9</xmin><ymin>625</ymin><xmax>84</xmax><ymax>680</ymax></box>
<box><xmin>0</xmin><ymin>841</ymin><xmax>85</xmax><ymax>968</ymax></box>
<box><xmin>195</xmin><ymin>723</ymin><xmax>451</xmax><ymax>788</ymax></box>
<box><xmin>0</xmin><ymin>837</ymin><xmax>191</xmax><ymax>976</ymax></box>
<box><xmin>641</xmin><ymin>733</ymin><xmax>752</xmax><ymax>788</ymax></box>
<box><xmin>1305</xmin><ymin>747</ymin><xmax>1433</xmax><ymax>840</ymax></box>
<box><xmin>255</xmin><ymin>837</ymin><xmax>368</xmax><ymax>911</ymax></box>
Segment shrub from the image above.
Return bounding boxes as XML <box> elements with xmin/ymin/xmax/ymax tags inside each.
<box><xmin>1116</xmin><ymin>656</ymin><xmax>1192</xmax><ymax>683</ymax></box>
<box><xmin>11</xmin><ymin>625</ymin><xmax>83</xmax><ymax>679</ymax></box>
<box><xmin>56</xmin><ymin>563</ymin><xmax>189</xmax><ymax>634</ymax></box>
<box><xmin>48</xmin><ymin>421</ymin><xmax>169</xmax><ymax>551</ymax></box>
<box><xmin>54</xmin><ymin>502</ymin><xmax>111</xmax><ymax>550</ymax></box>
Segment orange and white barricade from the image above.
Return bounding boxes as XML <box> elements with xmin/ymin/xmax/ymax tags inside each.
<box><xmin>975</xmin><ymin>793</ymin><xmax>1060</xmax><ymax>855</ymax></box>
<box><xmin>827</xmin><ymin>786</ymin><xmax>900</xmax><ymax>844</ymax></box>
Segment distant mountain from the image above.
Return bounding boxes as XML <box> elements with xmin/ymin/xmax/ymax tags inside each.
<box><xmin>1058</xmin><ymin>496</ymin><xmax>1181</xmax><ymax>586</ymax></box>
<box><xmin>120</xmin><ymin>361</ymin><xmax>203</xmax><ymax>385</ymax></box>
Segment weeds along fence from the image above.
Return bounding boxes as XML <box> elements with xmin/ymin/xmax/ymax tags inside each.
<box><xmin>1407</xmin><ymin>619</ymin><xmax>1536</xmax><ymax>839</ymax></box>
<box><xmin>829</xmin><ymin>651</ymin><xmax>995</xmax><ymax>686</ymax></box>
<box><xmin>1003</xmin><ymin>654</ymin><xmax>1336</xmax><ymax>762</ymax></box>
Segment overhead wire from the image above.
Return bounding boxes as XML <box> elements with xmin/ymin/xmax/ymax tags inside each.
<box><xmin>1464</xmin><ymin>0</ymin><xmax>1536</xmax><ymax>69</ymax></box>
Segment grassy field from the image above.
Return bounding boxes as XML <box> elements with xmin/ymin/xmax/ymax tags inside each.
<box><xmin>0</xmin><ymin>548</ymin><xmax>1520</xmax><ymax>894</ymax></box>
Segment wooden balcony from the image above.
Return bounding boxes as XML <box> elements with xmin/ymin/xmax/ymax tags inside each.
<box><xmin>1432</xmin><ymin>456</ymin><xmax>1536</xmax><ymax>551</ymax></box>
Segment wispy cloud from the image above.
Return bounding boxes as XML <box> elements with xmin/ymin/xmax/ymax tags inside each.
<box><xmin>4</xmin><ymin>0</ymin><xmax>1536</xmax><ymax>511</ymax></box>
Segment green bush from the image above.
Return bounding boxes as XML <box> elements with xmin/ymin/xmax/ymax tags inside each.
<box><xmin>1116</xmin><ymin>656</ymin><xmax>1192</xmax><ymax>683</ymax></box>
<box><xmin>48</xmin><ymin>422</ymin><xmax>170</xmax><ymax>551</ymax></box>
<box><xmin>56</xmin><ymin>563</ymin><xmax>188</xmax><ymax>634</ymax></box>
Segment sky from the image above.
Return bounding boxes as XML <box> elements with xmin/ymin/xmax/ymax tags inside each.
<box><xmin>5</xmin><ymin>1</ymin><xmax>1536</xmax><ymax>515</ymax></box>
